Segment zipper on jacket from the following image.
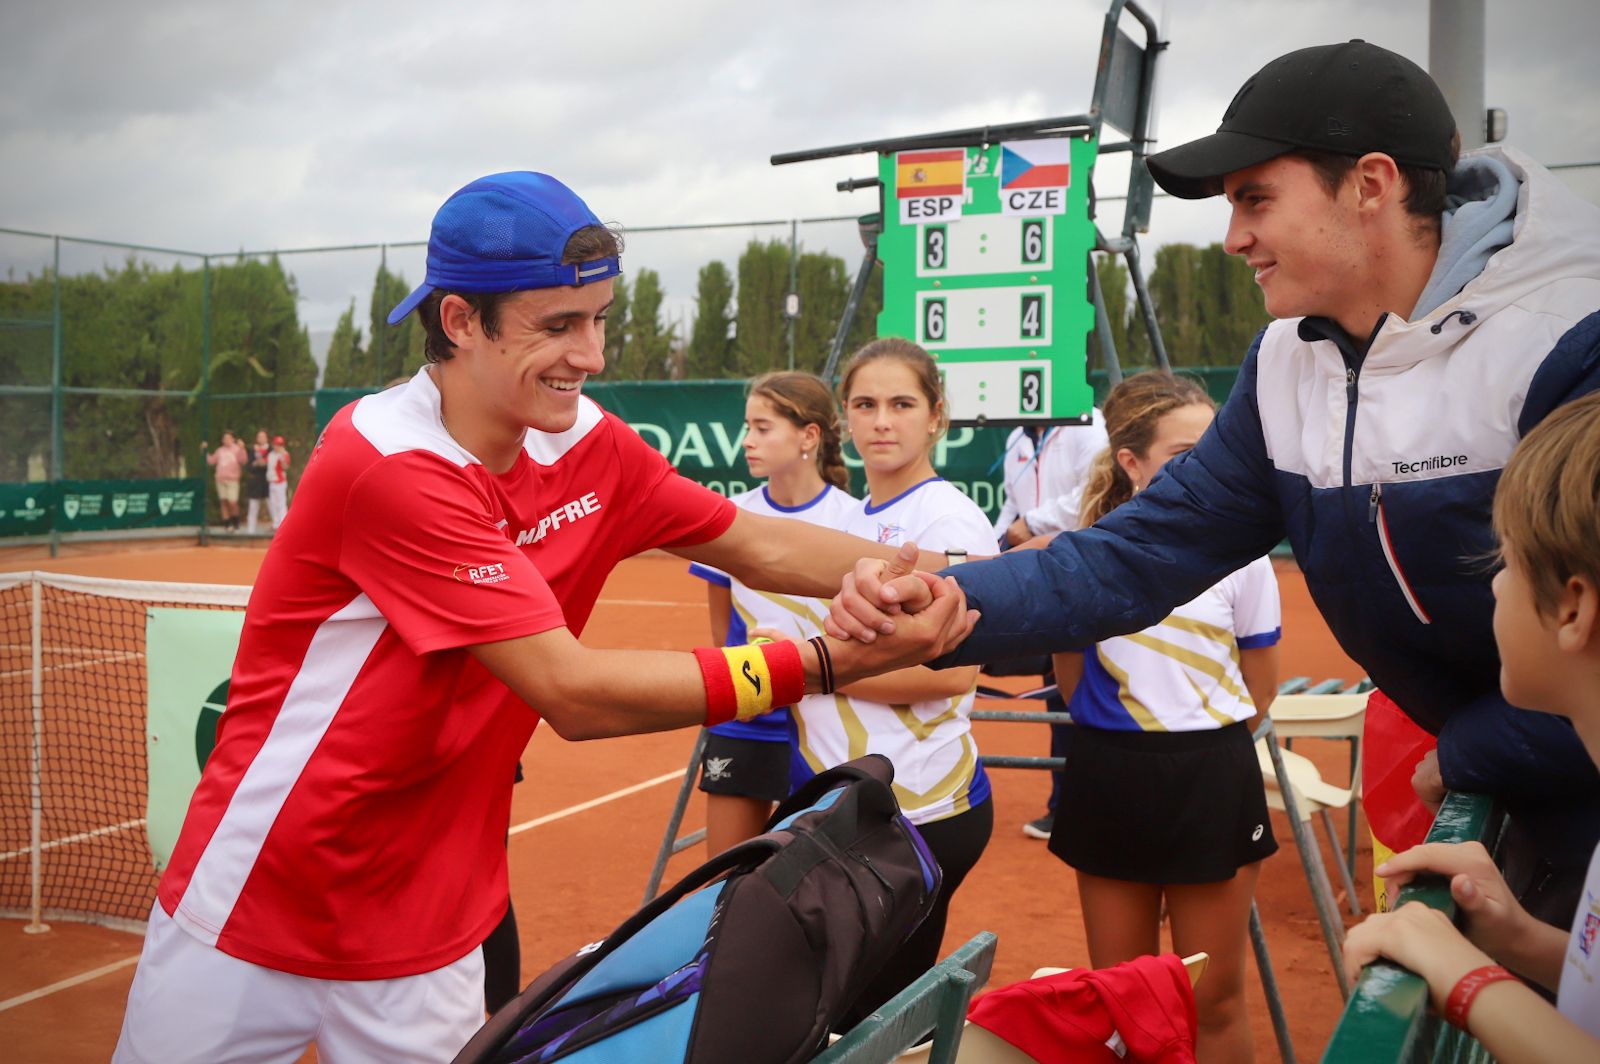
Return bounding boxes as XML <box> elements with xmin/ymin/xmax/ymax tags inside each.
<box><xmin>1370</xmin><ymin>483</ymin><xmax>1432</xmax><ymax>625</ymax></box>
<box><xmin>1342</xmin><ymin>365</ymin><xmax>1359</xmax><ymax>487</ymax></box>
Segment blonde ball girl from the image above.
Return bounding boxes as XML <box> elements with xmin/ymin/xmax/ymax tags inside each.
<box><xmin>1049</xmin><ymin>371</ymin><xmax>1281</xmax><ymax>1063</ymax></box>
<box><xmin>791</xmin><ymin>337</ymin><xmax>997</xmax><ymax>1027</ymax></box>
<box><xmin>688</xmin><ymin>372</ymin><xmax>856</xmax><ymax>856</ymax></box>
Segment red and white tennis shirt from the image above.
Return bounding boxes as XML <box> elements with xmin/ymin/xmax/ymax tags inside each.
<box><xmin>159</xmin><ymin>368</ymin><xmax>734</xmax><ymax>980</ymax></box>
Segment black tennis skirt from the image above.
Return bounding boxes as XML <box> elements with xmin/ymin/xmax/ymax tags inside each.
<box><xmin>1048</xmin><ymin>721</ymin><xmax>1278</xmax><ymax>884</ymax></box>
<box><xmin>697</xmin><ymin>731</ymin><xmax>792</xmax><ymax>802</ymax></box>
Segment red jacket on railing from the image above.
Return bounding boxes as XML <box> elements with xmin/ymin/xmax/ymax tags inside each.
<box><xmin>966</xmin><ymin>953</ymin><xmax>1198</xmax><ymax>1063</ymax></box>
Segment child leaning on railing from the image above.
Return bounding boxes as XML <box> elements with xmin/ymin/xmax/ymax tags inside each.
<box><xmin>1341</xmin><ymin>391</ymin><xmax>1600</xmax><ymax>1060</ymax></box>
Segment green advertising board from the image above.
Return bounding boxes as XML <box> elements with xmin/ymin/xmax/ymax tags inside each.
<box><xmin>146</xmin><ymin>606</ymin><xmax>246</xmax><ymax>871</ymax></box>
<box><xmin>0</xmin><ymin>484</ymin><xmax>53</xmax><ymax>537</ymax></box>
<box><xmin>877</xmin><ymin>137</ymin><xmax>1099</xmax><ymax>425</ymax></box>
<box><xmin>0</xmin><ymin>478</ymin><xmax>205</xmax><ymax>537</ymax></box>
<box><xmin>57</xmin><ymin>479</ymin><xmax>203</xmax><ymax>532</ymax></box>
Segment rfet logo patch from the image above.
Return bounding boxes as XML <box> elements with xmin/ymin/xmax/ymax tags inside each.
<box><xmin>454</xmin><ymin>561</ymin><xmax>511</xmax><ymax>585</ymax></box>
<box><xmin>876</xmin><ymin>522</ymin><xmax>905</xmax><ymax>545</ymax></box>
<box><xmin>1581</xmin><ymin>912</ymin><xmax>1599</xmax><ymax>958</ymax></box>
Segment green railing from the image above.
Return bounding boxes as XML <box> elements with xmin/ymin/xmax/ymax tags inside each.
<box><xmin>1321</xmin><ymin>792</ymin><xmax>1503</xmax><ymax>1064</ymax></box>
<box><xmin>816</xmin><ymin>932</ymin><xmax>997</xmax><ymax>1064</ymax></box>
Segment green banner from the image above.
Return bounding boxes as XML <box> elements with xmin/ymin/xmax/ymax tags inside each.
<box><xmin>310</xmin><ymin>380</ymin><xmax>1015</xmax><ymax>519</ymax></box>
<box><xmin>0</xmin><ymin>478</ymin><xmax>206</xmax><ymax>537</ymax></box>
<box><xmin>583</xmin><ymin>381</ymin><xmax>1012</xmax><ymax>519</ymax></box>
<box><xmin>57</xmin><ymin>478</ymin><xmax>203</xmax><ymax>532</ymax></box>
<box><xmin>305</xmin><ymin>372</ymin><xmax>1258</xmax><ymax>522</ymax></box>
<box><xmin>146</xmin><ymin>607</ymin><xmax>245</xmax><ymax>871</ymax></box>
<box><xmin>0</xmin><ymin>483</ymin><xmax>53</xmax><ymax>537</ymax></box>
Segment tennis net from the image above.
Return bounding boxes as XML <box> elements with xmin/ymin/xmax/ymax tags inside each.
<box><xmin>0</xmin><ymin>570</ymin><xmax>249</xmax><ymax>932</ymax></box>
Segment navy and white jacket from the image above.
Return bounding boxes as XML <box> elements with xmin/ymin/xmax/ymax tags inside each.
<box><xmin>940</xmin><ymin>147</ymin><xmax>1600</xmax><ymax>864</ymax></box>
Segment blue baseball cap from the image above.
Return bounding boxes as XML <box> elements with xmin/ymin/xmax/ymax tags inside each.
<box><xmin>386</xmin><ymin>171</ymin><xmax>621</xmax><ymax>325</ymax></box>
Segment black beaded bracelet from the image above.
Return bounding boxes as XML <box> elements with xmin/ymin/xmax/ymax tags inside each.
<box><xmin>807</xmin><ymin>635</ymin><xmax>835</xmax><ymax>695</ymax></box>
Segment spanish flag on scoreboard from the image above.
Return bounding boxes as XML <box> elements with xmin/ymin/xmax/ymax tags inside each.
<box><xmin>896</xmin><ymin>148</ymin><xmax>965</xmax><ymax>198</ymax></box>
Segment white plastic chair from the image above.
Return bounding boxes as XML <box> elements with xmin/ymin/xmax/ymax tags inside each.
<box><xmin>1254</xmin><ymin>715</ymin><xmax>1359</xmax><ymax>1001</ymax></box>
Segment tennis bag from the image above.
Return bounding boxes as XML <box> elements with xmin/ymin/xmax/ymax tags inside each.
<box><xmin>452</xmin><ymin>753</ymin><xmax>942</xmax><ymax>1064</ymax></box>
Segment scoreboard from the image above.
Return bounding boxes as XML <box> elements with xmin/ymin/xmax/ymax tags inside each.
<box><xmin>876</xmin><ymin>137</ymin><xmax>1098</xmax><ymax>423</ymax></box>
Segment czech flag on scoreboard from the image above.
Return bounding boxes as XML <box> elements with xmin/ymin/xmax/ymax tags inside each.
<box><xmin>1002</xmin><ymin>139</ymin><xmax>1070</xmax><ymax>189</ymax></box>
<box><xmin>896</xmin><ymin>148</ymin><xmax>965</xmax><ymax>198</ymax></box>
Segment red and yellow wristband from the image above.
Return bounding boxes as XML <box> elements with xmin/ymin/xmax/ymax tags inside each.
<box><xmin>693</xmin><ymin>639</ymin><xmax>806</xmax><ymax>726</ymax></box>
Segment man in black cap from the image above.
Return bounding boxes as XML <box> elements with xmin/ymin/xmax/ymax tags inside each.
<box><xmin>829</xmin><ymin>37</ymin><xmax>1600</xmax><ymax>1037</ymax></box>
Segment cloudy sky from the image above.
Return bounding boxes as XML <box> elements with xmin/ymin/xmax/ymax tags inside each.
<box><xmin>3</xmin><ymin>0</ymin><xmax>1596</xmax><ymax>348</ymax></box>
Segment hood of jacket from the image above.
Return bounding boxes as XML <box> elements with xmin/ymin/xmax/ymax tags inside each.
<box><xmin>1414</xmin><ymin>145</ymin><xmax>1599</xmax><ymax>318</ymax></box>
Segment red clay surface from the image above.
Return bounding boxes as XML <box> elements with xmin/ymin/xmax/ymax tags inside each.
<box><xmin>2</xmin><ymin>543</ymin><xmax>1367</xmax><ymax>1062</ymax></box>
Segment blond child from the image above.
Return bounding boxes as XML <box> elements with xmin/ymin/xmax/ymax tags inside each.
<box><xmin>1342</xmin><ymin>391</ymin><xmax>1600</xmax><ymax>1059</ymax></box>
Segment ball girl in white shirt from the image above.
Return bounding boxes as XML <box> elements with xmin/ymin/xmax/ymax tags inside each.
<box><xmin>784</xmin><ymin>338</ymin><xmax>998</xmax><ymax>1028</ymax></box>
<box><xmin>1048</xmin><ymin>371</ymin><xmax>1281</xmax><ymax>1064</ymax></box>
<box><xmin>688</xmin><ymin>372</ymin><xmax>856</xmax><ymax>855</ymax></box>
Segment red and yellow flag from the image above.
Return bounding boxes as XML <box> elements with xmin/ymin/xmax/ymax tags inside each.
<box><xmin>896</xmin><ymin>149</ymin><xmax>965</xmax><ymax>198</ymax></box>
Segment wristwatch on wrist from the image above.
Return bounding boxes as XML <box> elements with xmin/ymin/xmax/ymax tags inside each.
<box><xmin>944</xmin><ymin>549</ymin><xmax>968</xmax><ymax>566</ymax></box>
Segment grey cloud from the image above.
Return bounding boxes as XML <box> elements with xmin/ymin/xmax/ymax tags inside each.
<box><xmin>1</xmin><ymin>0</ymin><xmax>1593</xmax><ymax>306</ymax></box>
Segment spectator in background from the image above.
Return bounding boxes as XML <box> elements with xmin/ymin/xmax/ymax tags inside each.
<box><xmin>244</xmin><ymin>430</ymin><xmax>270</xmax><ymax>535</ymax></box>
<box><xmin>266</xmin><ymin>435</ymin><xmax>291</xmax><ymax>530</ymax></box>
<box><xmin>992</xmin><ymin>409</ymin><xmax>1107</xmax><ymax>550</ymax></box>
<box><xmin>202</xmin><ymin>431</ymin><xmax>247</xmax><ymax>532</ymax></box>
<box><xmin>991</xmin><ymin>408</ymin><xmax>1108</xmax><ymax>840</ymax></box>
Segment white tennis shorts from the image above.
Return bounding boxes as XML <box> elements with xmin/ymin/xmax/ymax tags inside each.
<box><xmin>113</xmin><ymin>902</ymin><xmax>485</xmax><ymax>1064</ymax></box>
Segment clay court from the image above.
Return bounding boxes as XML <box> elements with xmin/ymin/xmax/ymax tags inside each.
<box><xmin>1</xmin><ymin>541</ymin><xmax>1368</xmax><ymax>1062</ymax></box>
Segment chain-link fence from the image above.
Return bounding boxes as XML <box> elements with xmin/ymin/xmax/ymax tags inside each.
<box><xmin>0</xmin><ymin>213</ymin><xmax>894</xmax><ymax>547</ymax></box>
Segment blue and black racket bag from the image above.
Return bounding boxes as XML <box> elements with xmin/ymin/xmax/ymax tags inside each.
<box><xmin>451</xmin><ymin>753</ymin><xmax>942</xmax><ymax>1064</ymax></box>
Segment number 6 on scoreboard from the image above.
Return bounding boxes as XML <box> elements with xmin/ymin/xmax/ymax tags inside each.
<box><xmin>1021</xmin><ymin>219</ymin><xmax>1045</xmax><ymax>265</ymax></box>
<box><xmin>923</xmin><ymin>297</ymin><xmax>947</xmax><ymax>343</ymax></box>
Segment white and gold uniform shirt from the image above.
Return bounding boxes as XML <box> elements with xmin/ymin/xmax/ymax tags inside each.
<box><xmin>789</xmin><ymin>477</ymin><xmax>996</xmax><ymax>825</ymax></box>
<box><xmin>1065</xmin><ymin>555</ymin><xmax>1281</xmax><ymax>732</ymax></box>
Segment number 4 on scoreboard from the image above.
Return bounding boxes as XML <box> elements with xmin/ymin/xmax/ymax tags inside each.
<box><xmin>1020</xmin><ymin>293</ymin><xmax>1045</xmax><ymax>339</ymax></box>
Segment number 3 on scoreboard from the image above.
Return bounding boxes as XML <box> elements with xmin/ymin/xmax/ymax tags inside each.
<box><xmin>1019</xmin><ymin>367</ymin><xmax>1044</xmax><ymax>414</ymax></box>
<box><xmin>923</xmin><ymin>297</ymin><xmax>947</xmax><ymax>343</ymax></box>
<box><xmin>923</xmin><ymin>225</ymin><xmax>947</xmax><ymax>270</ymax></box>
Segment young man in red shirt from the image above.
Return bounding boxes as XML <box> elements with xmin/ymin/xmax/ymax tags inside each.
<box><xmin>114</xmin><ymin>172</ymin><xmax>974</xmax><ymax>1064</ymax></box>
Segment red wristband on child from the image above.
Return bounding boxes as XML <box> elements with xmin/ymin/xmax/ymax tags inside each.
<box><xmin>1444</xmin><ymin>964</ymin><xmax>1517</xmax><ymax>1030</ymax></box>
<box><xmin>693</xmin><ymin>641</ymin><xmax>805</xmax><ymax>727</ymax></box>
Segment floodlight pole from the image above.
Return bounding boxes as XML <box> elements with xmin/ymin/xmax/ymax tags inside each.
<box><xmin>49</xmin><ymin>237</ymin><xmax>62</xmax><ymax>559</ymax></box>
<box><xmin>1429</xmin><ymin>0</ymin><xmax>1487</xmax><ymax>150</ymax></box>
